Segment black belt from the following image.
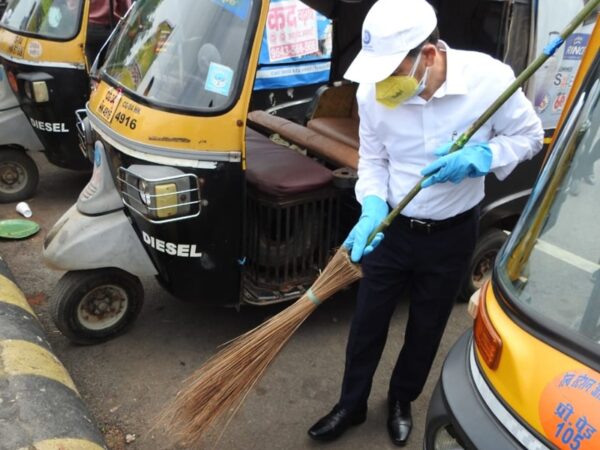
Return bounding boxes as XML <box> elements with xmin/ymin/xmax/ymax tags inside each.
<box><xmin>396</xmin><ymin>206</ymin><xmax>478</xmax><ymax>234</ymax></box>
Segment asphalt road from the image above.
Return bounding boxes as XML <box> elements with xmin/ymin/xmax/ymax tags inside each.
<box><xmin>0</xmin><ymin>152</ymin><xmax>474</xmax><ymax>450</ymax></box>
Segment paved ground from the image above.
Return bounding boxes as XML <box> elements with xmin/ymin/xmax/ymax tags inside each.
<box><xmin>0</xmin><ymin>152</ymin><xmax>474</xmax><ymax>450</ymax></box>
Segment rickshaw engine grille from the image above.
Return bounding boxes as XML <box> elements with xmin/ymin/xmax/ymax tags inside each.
<box><xmin>243</xmin><ymin>187</ymin><xmax>340</xmax><ymax>305</ymax></box>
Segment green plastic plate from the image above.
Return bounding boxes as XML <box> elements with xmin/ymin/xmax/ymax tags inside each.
<box><xmin>0</xmin><ymin>219</ymin><xmax>40</xmax><ymax>239</ymax></box>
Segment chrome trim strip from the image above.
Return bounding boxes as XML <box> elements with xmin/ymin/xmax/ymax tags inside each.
<box><xmin>87</xmin><ymin>104</ymin><xmax>241</xmax><ymax>166</ymax></box>
<box><xmin>0</xmin><ymin>52</ymin><xmax>85</xmax><ymax>70</ymax></box>
<box><xmin>481</xmin><ymin>189</ymin><xmax>532</xmax><ymax>217</ymax></box>
<box><xmin>469</xmin><ymin>345</ymin><xmax>550</xmax><ymax>450</ymax></box>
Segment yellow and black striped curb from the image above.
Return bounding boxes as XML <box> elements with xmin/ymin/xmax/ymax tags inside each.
<box><xmin>0</xmin><ymin>256</ymin><xmax>107</xmax><ymax>450</ymax></box>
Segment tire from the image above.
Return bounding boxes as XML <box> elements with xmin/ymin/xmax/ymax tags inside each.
<box><xmin>0</xmin><ymin>148</ymin><xmax>39</xmax><ymax>203</ymax></box>
<box><xmin>50</xmin><ymin>268</ymin><xmax>144</xmax><ymax>345</ymax></box>
<box><xmin>457</xmin><ymin>229</ymin><xmax>508</xmax><ymax>302</ymax></box>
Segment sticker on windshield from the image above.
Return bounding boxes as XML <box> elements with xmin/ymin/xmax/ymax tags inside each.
<box><xmin>205</xmin><ymin>63</ymin><xmax>234</xmax><ymax>97</ymax></box>
<box><xmin>48</xmin><ymin>6</ymin><xmax>62</xmax><ymax>28</ymax></box>
<box><xmin>211</xmin><ymin>0</ymin><xmax>251</xmax><ymax>20</ymax></box>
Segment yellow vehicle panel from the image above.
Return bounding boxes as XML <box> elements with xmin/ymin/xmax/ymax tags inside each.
<box><xmin>0</xmin><ymin>1</ymin><xmax>89</xmax><ymax>66</ymax></box>
<box><xmin>89</xmin><ymin>80</ymin><xmax>246</xmax><ymax>153</ymax></box>
<box><xmin>478</xmin><ymin>286</ymin><xmax>600</xmax><ymax>448</ymax></box>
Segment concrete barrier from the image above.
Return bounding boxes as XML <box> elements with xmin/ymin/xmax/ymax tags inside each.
<box><xmin>0</xmin><ymin>256</ymin><xmax>107</xmax><ymax>450</ymax></box>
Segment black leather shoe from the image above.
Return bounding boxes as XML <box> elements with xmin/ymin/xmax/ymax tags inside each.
<box><xmin>308</xmin><ymin>405</ymin><xmax>367</xmax><ymax>442</ymax></box>
<box><xmin>387</xmin><ymin>400</ymin><xmax>412</xmax><ymax>447</ymax></box>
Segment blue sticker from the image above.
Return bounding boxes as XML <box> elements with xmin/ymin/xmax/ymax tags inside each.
<box><xmin>563</xmin><ymin>33</ymin><xmax>590</xmax><ymax>61</ymax></box>
<box><xmin>205</xmin><ymin>63</ymin><xmax>234</xmax><ymax>97</ymax></box>
<box><xmin>211</xmin><ymin>0</ymin><xmax>251</xmax><ymax>20</ymax></box>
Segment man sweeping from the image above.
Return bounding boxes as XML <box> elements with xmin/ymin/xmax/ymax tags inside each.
<box><xmin>308</xmin><ymin>0</ymin><xmax>543</xmax><ymax>446</ymax></box>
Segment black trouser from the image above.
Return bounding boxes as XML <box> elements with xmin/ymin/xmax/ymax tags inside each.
<box><xmin>339</xmin><ymin>207</ymin><xmax>479</xmax><ymax>409</ymax></box>
<box><xmin>85</xmin><ymin>23</ymin><xmax>112</xmax><ymax>67</ymax></box>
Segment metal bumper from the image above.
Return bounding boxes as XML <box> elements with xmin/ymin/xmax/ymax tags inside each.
<box><xmin>424</xmin><ymin>331</ymin><xmax>548</xmax><ymax>450</ymax></box>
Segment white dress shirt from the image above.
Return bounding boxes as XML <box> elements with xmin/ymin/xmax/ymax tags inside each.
<box><xmin>354</xmin><ymin>43</ymin><xmax>544</xmax><ymax>220</ymax></box>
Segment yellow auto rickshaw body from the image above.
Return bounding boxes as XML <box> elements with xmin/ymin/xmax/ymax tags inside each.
<box><xmin>0</xmin><ymin>1</ymin><xmax>89</xmax><ymax>68</ymax></box>
<box><xmin>473</xmin><ymin>17</ymin><xmax>600</xmax><ymax>449</ymax></box>
<box><xmin>0</xmin><ymin>0</ymin><xmax>94</xmax><ymax>170</ymax></box>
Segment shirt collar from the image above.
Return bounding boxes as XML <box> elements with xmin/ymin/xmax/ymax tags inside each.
<box><xmin>433</xmin><ymin>41</ymin><xmax>469</xmax><ymax>98</ymax></box>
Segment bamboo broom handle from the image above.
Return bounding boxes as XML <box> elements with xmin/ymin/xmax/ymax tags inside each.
<box><xmin>367</xmin><ymin>0</ymin><xmax>600</xmax><ymax>244</ymax></box>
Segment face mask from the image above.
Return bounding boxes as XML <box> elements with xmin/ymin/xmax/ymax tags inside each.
<box><xmin>375</xmin><ymin>52</ymin><xmax>429</xmax><ymax>108</ymax></box>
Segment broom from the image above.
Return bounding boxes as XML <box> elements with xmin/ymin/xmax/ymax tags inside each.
<box><xmin>160</xmin><ymin>1</ymin><xmax>599</xmax><ymax>445</ymax></box>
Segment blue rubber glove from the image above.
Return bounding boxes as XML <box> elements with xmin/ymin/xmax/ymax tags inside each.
<box><xmin>421</xmin><ymin>142</ymin><xmax>493</xmax><ymax>188</ymax></box>
<box><xmin>343</xmin><ymin>195</ymin><xmax>389</xmax><ymax>263</ymax></box>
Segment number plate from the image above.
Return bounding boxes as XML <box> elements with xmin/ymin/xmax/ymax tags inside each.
<box><xmin>96</xmin><ymin>88</ymin><xmax>123</xmax><ymax>124</ymax></box>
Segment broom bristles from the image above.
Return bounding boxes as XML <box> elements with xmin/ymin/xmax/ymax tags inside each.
<box><xmin>158</xmin><ymin>247</ymin><xmax>362</xmax><ymax>447</ymax></box>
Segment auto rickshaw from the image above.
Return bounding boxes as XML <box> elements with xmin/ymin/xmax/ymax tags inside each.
<box><xmin>0</xmin><ymin>0</ymin><xmax>127</xmax><ymax>202</ymax></box>
<box><xmin>0</xmin><ymin>62</ymin><xmax>43</xmax><ymax>202</ymax></box>
<box><xmin>42</xmin><ymin>0</ymin><xmax>588</xmax><ymax>344</ymax></box>
<box><xmin>425</xmin><ymin>14</ymin><xmax>600</xmax><ymax>450</ymax></box>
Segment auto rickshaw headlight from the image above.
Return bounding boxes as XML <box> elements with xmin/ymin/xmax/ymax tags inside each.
<box><xmin>118</xmin><ymin>165</ymin><xmax>202</xmax><ymax>223</ymax></box>
<box><xmin>138</xmin><ymin>180</ymin><xmax>152</xmax><ymax>206</ymax></box>
<box><xmin>17</xmin><ymin>72</ymin><xmax>52</xmax><ymax>103</ymax></box>
<box><xmin>433</xmin><ymin>425</ymin><xmax>464</xmax><ymax>450</ymax></box>
<box><xmin>31</xmin><ymin>81</ymin><xmax>50</xmax><ymax>103</ymax></box>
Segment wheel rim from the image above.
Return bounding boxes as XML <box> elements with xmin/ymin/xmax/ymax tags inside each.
<box><xmin>77</xmin><ymin>285</ymin><xmax>129</xmax><ymax>331</ymax></box>
<box><xmin>471</xmin><ymin>250</ymin><xmax>498</xmax><ymax>289</ymax></box>
<box><xmin>0</xmin><ymin>160</ymin><xmax>28</xmax><ymax>194</ymax></box>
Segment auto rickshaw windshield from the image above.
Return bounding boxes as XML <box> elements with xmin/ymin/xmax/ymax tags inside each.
<box><xmin>498</xmin><ymin>58</ymin><xmax>600</xmax><ymax>355</ymax></box>
<box><xmin>0</xmin><ymin>0</ymin><xmax>83</xmax><ymax>40</ymax></box>
<box><xmin>101</xmin><ymin>0</ymin><xmax>258</xmax><ymax>113</ymax></box>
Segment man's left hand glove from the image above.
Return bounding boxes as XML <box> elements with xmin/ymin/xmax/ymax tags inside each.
<box><xmin>421</xmin><ymin>142</ymin><xmax>492</xmax><ymax>188</ymax></box>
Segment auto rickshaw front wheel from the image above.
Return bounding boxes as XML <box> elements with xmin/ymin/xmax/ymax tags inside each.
<box><xmin>458</xmin><ymin>228</ymin><xmax>509</xmax><ymax>302</ymax></box>
<box><xmin>0</xmin><ymin>148</ymin><xmax>39</xmax><ymax>203</ymax></box>
<box><xmin>50</xmin><ymin>268</ymin><xmax>144</xmax><ymax>345</ymax></box>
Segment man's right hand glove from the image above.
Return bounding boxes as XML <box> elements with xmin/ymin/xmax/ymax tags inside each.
<box><xmin>421</xmin><ymin>142</ymin><xmax>492</xmax><ymax>188</ymax></box>
<box><xmin>343</xmin><ymin>195</ymin><xmax>389</xmax><ymax>263</ymax></box>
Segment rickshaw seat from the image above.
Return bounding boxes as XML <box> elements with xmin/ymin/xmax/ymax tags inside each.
<box><xmin>247</xmin><ymin>110</ymin><xmax>359</xmax><ymax>170</ymax></box>
<box><xmin>245</xmin><ymin>128</ymin><xmax>333</xmax><ymax>198</ymax></box>
<box><xmin>306</xmin><ymin>83</ymin><xmax>360</xmax><ymax>149</ymax></box>
<box><xmin>306</xmin><ymin>117</ymin><xmax>359</xmax><ymax>149</ymax></box>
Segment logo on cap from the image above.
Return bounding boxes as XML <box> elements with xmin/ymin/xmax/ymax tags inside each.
<box><xmin>363</xmin><ymin>30</ymin><xmax>371</xmax><ymax>46</ymax></box>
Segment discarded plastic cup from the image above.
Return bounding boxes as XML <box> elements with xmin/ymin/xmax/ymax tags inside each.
<box><xmin>16</xmin><ymin>202</ymin><xmax>32</xmax><ymax>218</ymax></box>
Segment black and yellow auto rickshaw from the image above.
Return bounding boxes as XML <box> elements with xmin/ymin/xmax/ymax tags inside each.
<box><xmin>425</xmin><ymin>15</ymin><xmax>600</xmax><ymax>450</ymax></box>
<box><xmin>0</xmin><ymin>0</ymin><xmax>126</xmax><ymax>201</ymax></box>
<box><xmin>42</xmin><ymin>0</ymin><xmax>587</xmax><ymax>344</ymax></box>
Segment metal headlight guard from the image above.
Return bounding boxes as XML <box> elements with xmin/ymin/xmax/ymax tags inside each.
<box><xmin>117</xmin><ymin>165</ymin><xmax>202</xmax><ymax>224</ymax></box>
<box><xmin>75</xmin><ymin>109</ymin><xmax>95</xmax><ymax>161</ymax></box>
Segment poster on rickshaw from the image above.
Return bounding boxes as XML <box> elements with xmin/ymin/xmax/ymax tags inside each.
<box><xmin>255</xmin><ymin>0</ymin><xmax>331</xmax><ymax>90</ymax></box>
<box><xmin>266</xmin><ymin>0</ymin><xmax>318</xmax><ymax>61</ymax></box>
<box><xmin>531</xmin><ymin>0</ymin><xmax>599</xmax><ymax>129</ymax></box>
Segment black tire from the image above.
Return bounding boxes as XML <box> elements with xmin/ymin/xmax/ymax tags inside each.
<box><xmin>50</xmin><ymin>268</ymin><xmax>144</xmax><ymax>345</ymax></box>
<box><xmin>0</xmin><ymin>148</ymin><xmax>39</xmax><ymax>203</ymax></box>
<box><xmin>457</xmin><ymin>229</ymin><xmax>508</xmax><ymax>302</ymax></box>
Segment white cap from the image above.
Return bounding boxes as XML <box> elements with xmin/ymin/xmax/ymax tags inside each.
<box><xmin>344</xmin><ymin>0</ymin><xmax>437</xmax><ymax>83</ymax></box>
